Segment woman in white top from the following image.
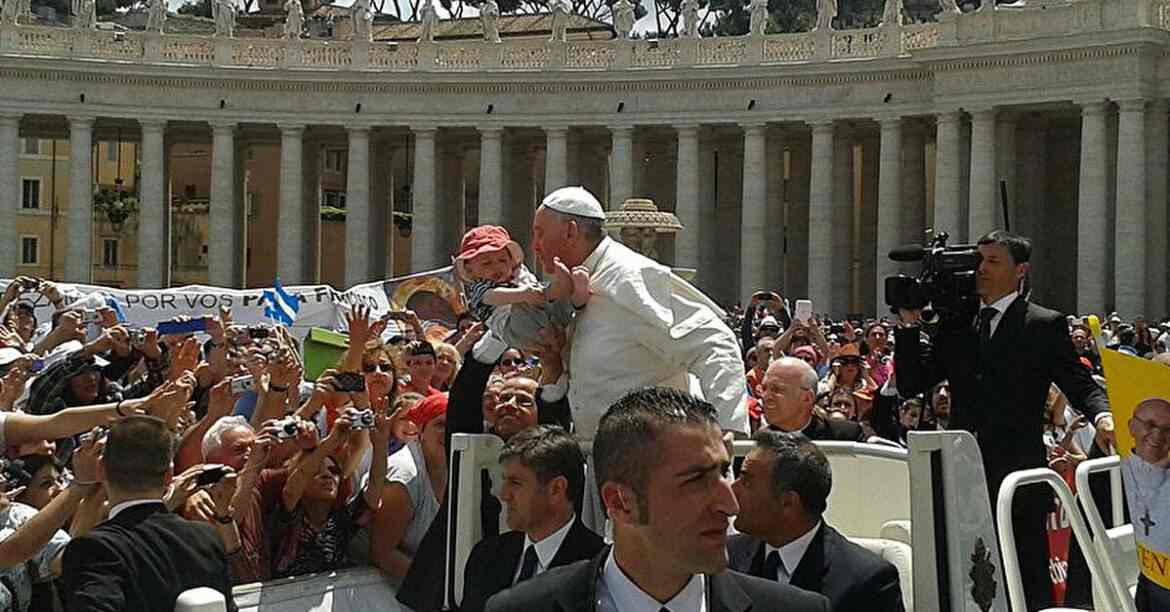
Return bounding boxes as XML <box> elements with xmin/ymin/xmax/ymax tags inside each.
<box><xmin>366</xmin><ymin>393</ymin><xmax>447</xmax><ymax>583</ymax></box>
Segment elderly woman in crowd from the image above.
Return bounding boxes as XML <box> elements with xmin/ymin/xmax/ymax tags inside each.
<box><xmin>431</xmin><ymin>342</ymin><xmax>461</xmax><ymax>392</ymax></box>
<box><xmin>263</xmin><ymin>400</ymin><xmax>392</xmax><ymax>580</ymax></box>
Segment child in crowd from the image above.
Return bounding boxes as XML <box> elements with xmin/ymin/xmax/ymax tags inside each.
<box><xmin>454</xmin><ymin>225</ymin><xmax>589</xmax><ymax>351</ymax></box>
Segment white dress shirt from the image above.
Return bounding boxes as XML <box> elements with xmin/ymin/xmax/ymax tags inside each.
<box><xmin>512</xmin><ymin>514</ymin><xmax>576</xmax><ymax>584</ymax></box>
<box><xmin>569</xmin><ymin>237</ymin><xmax>749</xmax><ymax>438</ymax></box>
<box><xmin>108</xmin><ymin>498</ymin><xmax>166</xmax><ymax>520</ymax></box>
<box><xmin>597</xmin><ymin>548</ymin><xmax>707</xmax><ymax>612</ymax></box>
<box><xmin>764</xmin><ymin>521</ymin><xmax>821</xmax><ymax>583</ymax></box>
<box><xmin>980</xmin><ymin>291</ymin><xmax>1019</xmax><ymax>338</ymax></box>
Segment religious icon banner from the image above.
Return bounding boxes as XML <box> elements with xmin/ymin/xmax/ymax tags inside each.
<box><xmin>1099</xmin><ymin>344</ymin><xmax>1170</xmax><ymax>591</ymax></box>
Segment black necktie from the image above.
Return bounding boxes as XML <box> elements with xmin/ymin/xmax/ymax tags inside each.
<box><xmin>516</xmin><ymin>546</ymin><xmax>539</xmax><ymax>584</ymax></box>
<box><xmin>978</xmin><ymin>307</ymin><xmax>997</xmax><ymax>348</ymax></box>
<box><xmin>762</xmin><ymin>550</ymin><xmax>782</xmax><ymax>581</ymax></box>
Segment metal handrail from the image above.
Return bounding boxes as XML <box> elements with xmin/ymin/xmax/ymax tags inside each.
<box><xmin>1074</xmin><ymin>455</ymin><xmax>1137</xmax><ymax>612</ymax></box>
<box><xmin>996</xmin><ymin>468</ymin><xmax>1126</xmax><ymax>612</ymax></box>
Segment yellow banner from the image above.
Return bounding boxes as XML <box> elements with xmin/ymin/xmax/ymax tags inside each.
<box><xmin>1099</xmin><ymin>343</ymin><xmax>1170</xmax><ymax>587</ymax></box>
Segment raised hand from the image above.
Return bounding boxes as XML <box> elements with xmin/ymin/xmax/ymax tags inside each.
<box><xmin>73</xmin><ymin>429</ymin><xmax>105</xmax><ymax>484</ymax></box>
<box><xmin>346</xmin><ymin>305</ymin><xmax>376</xmax><ymax>344</ymax></box>
<box><xmin>168</xmin><ymin>336</ymin><xmax>201</xmax><ymax>381</ymax></box>
<box><xmin>106</xmin><ymin>325</ymin><xmax>132</xmax><ymax>358</ymax></box>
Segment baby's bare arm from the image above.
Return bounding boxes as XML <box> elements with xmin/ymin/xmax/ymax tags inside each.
<box><xmin>482</xmin><ymin>285</ymin><xmax>546</xmax><ymax>306</ymax></box>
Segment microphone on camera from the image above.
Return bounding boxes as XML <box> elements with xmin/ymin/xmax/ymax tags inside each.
<box><xmin>888</xmin><ymin>244</ymin><xmax>927</xmax><ymax>262</ymax></box>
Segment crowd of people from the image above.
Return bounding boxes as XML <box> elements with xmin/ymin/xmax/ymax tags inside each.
<box><xmin>0</xmin><ymin>185</ymin><xmax>1162</xmax><ymax>612</ymax></box>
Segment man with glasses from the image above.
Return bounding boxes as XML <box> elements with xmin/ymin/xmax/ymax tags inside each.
<box><xmin>1122</xmin><ymin>397</ymin><xmax>1170</xmax><ymax>611</ymax></box>
<box><xmin>758</xmin><ymin>357</ymin><xmax>865</xmax><ymax>442</ymax></box>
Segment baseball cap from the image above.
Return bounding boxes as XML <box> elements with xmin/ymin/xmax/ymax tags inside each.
<box><xmin>541</xmin><ymin>186</ymin><xmax>606</xmax><ymax>220</ymax></box>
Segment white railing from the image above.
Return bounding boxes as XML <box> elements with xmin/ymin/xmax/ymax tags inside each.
<box><xmin>996</xmin><ymin>468</ymin><xmax>1129</xmax><ymax>612</ymax></box>
<box><xmin>1</xmin><ymin>0</ymin><xmax>1165</xmax><ymax>73</ymax></box>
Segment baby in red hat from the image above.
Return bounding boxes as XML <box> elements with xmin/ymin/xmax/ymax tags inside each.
<box><xmin>455</xmin><ymin>225</ymin><xmax>587</xmax><ymax>351</ymax></box>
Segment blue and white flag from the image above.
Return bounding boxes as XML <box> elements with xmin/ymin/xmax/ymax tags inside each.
<box><xmin>262</xmin><ymin>277</ymin><xmax>301</xmax><ymax>326</ymax></box>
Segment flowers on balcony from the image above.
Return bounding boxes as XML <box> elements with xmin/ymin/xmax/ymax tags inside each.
<box><xmin>93</xmin><ymin>187</ymin><xmax>140</xmax><ymax>233</ymax></box>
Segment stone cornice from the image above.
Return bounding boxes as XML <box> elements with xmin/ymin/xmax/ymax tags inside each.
<box><xmin>0</xmin><ymin>61</ymin><xmax>932</xmax><ymax>96</ymax></box>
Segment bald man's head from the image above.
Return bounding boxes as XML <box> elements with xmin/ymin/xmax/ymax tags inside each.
<box><xmin>1129</xmin><ymin>397</ymin><xmax>1170</xmax><ymax>465</ymax></box>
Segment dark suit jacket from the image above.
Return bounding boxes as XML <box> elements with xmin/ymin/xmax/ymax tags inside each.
<box><xmin>485</xmin><ymin>545</ymin><xmax>830</xmax><ymax>612</ymax></box>
<box><xmin>399</xmin><ymin>352</ymin><xmax>573</xmax><ymax>611</ymax></box>
<box><xmin>894</xmin><ymin>295</ymin><xmax>1109</xmax><ymax>497</ymax></box>
<box><xmin>727</xmin><ymin>524</ymin><xmax>904</xmax><ymax>612</ymax></box>
<box><xmin>461</xmin><ymin>519</ymin><xmax>605</xmax><ymax>612</ymax></box>
<box><xmin>767</xmin><ymin>415</ymin><xmax>866</xmax><ymax>443</ymax></box>
<box><xmin>61</xmin><ymin>502</ymin><xmax>237</xmax><ymax>612</ymax></box>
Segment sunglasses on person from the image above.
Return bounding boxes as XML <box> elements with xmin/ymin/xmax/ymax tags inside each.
<box><xmin>363</xmin><ymin>362</ymin><xmax>393</xmax><ymax>373</ymax></box>
<box><xmin>836</xmin><ymin>357</ymin><xmax>862</xmax><ymax>366</ymax></box>
<box><xmin>500</xmin><ymin>357</ymin><xmax>524</xmax><ymax>368</ymax></box>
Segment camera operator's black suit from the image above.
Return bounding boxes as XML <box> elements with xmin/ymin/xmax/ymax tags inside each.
<box><xmin>894</xmin><ymin>294</ymin><xmax>1109</xmax><ymax>610</ymax></box>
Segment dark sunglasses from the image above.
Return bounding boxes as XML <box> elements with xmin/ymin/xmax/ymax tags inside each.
<box><xmin>363</xmin><ymin>363</ymin><xmax>393</xmax><ymax>373</ymax></box>
<box><xmin>500</xmin><ymin>357</ymin><xmax>524</xmax><ymax>367</ymax></box>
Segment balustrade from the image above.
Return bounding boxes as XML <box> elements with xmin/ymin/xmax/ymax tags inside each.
<box><xmin>0</xmin><ymin>0</ymin><xmax>1165</xmax><ymax>73</ymax></box>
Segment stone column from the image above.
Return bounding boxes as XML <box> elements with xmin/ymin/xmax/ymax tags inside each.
<box><xmin>1147</xmin><ymin>101</ymin><xmax>1168</xmax><ymax>318</ymax></box>
<box><xmin>675</xmin><ymin>124</ymin><xmax>701</xmax><ymax>272</ymax></box>
<box><xmin>901</xmin><ymin>120</ymin><xmax>926</xmax><ymax>248</ymax></box>
<box><xmin>277</xmin><ymin>124</ymin><xmax>306</xmax><ymax>283</ymax></box>
<box><xmin>478</xmin><ymin>127</ymin><xmax>504</xmax><ymax>226</ymax></box>
<box><xmin>609</xmin><ymin>125</ymin><xmax>633</xmax><ymax>208</ymax></box>
<box><xmin>0</xmin><ymin>114</ymin><xmax>20</xmax><ymax>277</ymax></box>
<box><xmin>876</xmin><ymin>117</ymin><xmax>903</xmax><ymax>313</ymax></box>
<box><xmin>808</xmin><ymin>121</ymin><xmax>835</xmax><ymax>312</ymax></box>
<box><xmin>138</xmin><ymin>120</ymin><xmax>167</xmax><ymax>288</ymax></box>
<box><xmin>410</xmin><ymin>128</ymin><xmax>438</xmax><ymax>271</ymax></box>
<box><xmin>66</xmin><ymin>117</ymin><xmax>95</xmax><ymax>283</ymax></box>
<box><xmin>544</xmin><ymin>126</ymin><xmax>568</xmax><ymax>193</ymax></box>
<box><xmin>740</xmin><ymin>123</ymin><xmax>767</xmax><ymax>301</ymax></box>
<box><xmin>209</xmin><ymin>121</ymin><xmax>238</xmax><ymax>287</ymax></box>
<box><xmin>968</xmin><ymin>108</ymin><xmax>997</xmax><ymax>239</ymax></box>
<box><xmin>831</xmin><ymin>125</ymin><xmax>853</xmax><ymax>316</ymax></box>
<box><xmin>1115</xmin><ymin>99</ymin><xmax>1146</xmax><ymax>317</ymax></box>
<box><xmin>934</xmin><ymin>111</ymin><xmax>962</xmax><ymax>236</ymax></box>
<box><xmin>302</xmin><ymin>141</ymin><xmax>321</xmax><ymax>282</ymax></box>
<box><xmin>1076</xmin><ymin>102</ymin><xmax>1109</xmax><ymax>314</ymax></box>
<box><xmin>346</xmin><ymin>126</ymin><xmax>371</xmax><ymax>286</ymax></box>
<box><xmin>995</xmin><ymin>114</ymin><xmax>1017</xmax><ymax>230</ymax></box>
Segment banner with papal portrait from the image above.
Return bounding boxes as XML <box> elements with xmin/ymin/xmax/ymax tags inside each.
<box><xmin>1100</xmin><ymin>346</ymin><xmax>1170</xmax><ymax>592</ymax></box>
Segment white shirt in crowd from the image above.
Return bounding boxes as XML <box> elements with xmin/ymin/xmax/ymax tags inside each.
<box><xmin>597</xmin><ymin>548</ymin><xmax>707</xmax><ymax>612</ymax></box>
<box><xmin>511</xmin><ymin>513</ymin><xmax>576</xmax><ymax>584</ymax></box>
<box><xmin>568</xmin><ymin>237</ymin><xmax>749</xmax><ymax>439</ymax></box>
<box><xmin>763</xmin><ymin>521</ymin><xmax>821</xmax><ymax>583</ymax></box>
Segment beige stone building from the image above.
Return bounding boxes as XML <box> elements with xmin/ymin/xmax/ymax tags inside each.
<box><xmin>1</xmin><ymin>1</ymin><xmax>1168</xmax><ymax>319</ymax></box>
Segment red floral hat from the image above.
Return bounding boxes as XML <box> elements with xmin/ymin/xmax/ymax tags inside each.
<box><xmin>454</xmin><ymin>225</ymin><xmax>524</xmax><ymax>280</ymax></box>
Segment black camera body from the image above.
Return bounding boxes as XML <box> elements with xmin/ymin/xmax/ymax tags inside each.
<box><xmin>884</xmin><ymin>232</ymin><xmax>982</xmax><ymax>322</ymax></box>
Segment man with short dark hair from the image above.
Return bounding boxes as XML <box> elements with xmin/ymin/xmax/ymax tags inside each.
<box><xmin>461</xmin><ymin>426</ymin><xmax>603</xmax><ymax>612</ymax></box>
<box><xmin>729</xmin><ymin>431</ymin><xmax>903</xmax><ymax>612</ymax></box>
<box><xmin>895</xmin><ymin>229</ymin><xmax>1113</xmax><ymax>609</ymax></box>
<box><xmin>486</xmin><ymin>387</ymin><xmax>829</xmax><ymax>612</ymax></box>
<box><xmin>61</xmin><ymin>415</ymin><xmax>237</xmax><ymax>611</ymax></box>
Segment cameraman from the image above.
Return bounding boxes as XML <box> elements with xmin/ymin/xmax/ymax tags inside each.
<box><xmin>892</xmin><ymin>230</ymin><xmax>1113</xmax><ymax>611</ymax></box>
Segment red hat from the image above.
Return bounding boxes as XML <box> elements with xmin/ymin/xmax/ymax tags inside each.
<box><xmin>404</xmin><ymin>392</ymin><xmax>448</xmax><ymax>430</ymax></box>
<box><xmin>455</xmin><ymin>226</ymin><xmax>524</xmax><ymax>280</ymax></box>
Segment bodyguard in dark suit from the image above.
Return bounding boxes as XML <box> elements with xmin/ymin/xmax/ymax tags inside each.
<box><xmin>487</xmin><ymin>388</ymin><xmax>830</xmax><ymax>612</ymax></box>
<box><xmin>461</xmin><ymin>426</ymin><xmax>604</xmax><ymax>612</ymax></box>
<box><xmin>758</xmin><ymin>357</ymin><xmax>866</xmax><ymax>442</ymax></box>
<box><xmin>61</xmin><ymin>416</ymin><xmax>237</xmax><ymax>612</ymax></box>
<box><xmin>894</xmin><ymin>230</ymin><xmax>1113</xmax><ymax>610</ymax></box>
<box><xmin>728</xmin><ymin>431</ymin><xmax>903</xmax><ymax>612</ymax></box>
